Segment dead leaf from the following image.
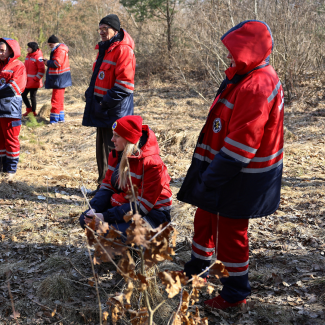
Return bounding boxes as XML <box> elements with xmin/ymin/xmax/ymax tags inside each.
<box><xmin>209</xmin><ymin>261</ymin><xmax>229</xmax><ymax>278</ymax></box>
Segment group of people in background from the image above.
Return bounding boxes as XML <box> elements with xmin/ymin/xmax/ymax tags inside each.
<box><xmin>0</xmin><ymin>15</ymin><xmax>284</xmax><ymax>312</ymax></box>
<box><xmin>0</xmin><ymin>34</ymin><xmax>71</xmax><ymax>176</ymax></box>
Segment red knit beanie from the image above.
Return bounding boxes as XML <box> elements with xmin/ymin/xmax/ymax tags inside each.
<box><xmin>112</xmin><ymin>115</ymin><xmax>143</xmax><ymax>144</ymax></box>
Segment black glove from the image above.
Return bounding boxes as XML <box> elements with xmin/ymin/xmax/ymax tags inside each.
<box><xmin>100</xmin><ymin>100</ymin><xmax>110</xmax><ymax>109</ymax></box>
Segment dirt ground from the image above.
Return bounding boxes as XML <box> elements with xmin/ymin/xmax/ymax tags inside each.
<box><xmin>0</xmin><ymin>82</ymin><xmax>325</xmax><ymax>325</ymax></box>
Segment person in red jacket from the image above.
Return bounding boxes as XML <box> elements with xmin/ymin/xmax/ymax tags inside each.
<box><xmin>43</xmin><ymin>35</ymin><xmax>72</xmax><ymax>124</ymax></box>
<box><xmin>177</xmin><ymin>21</ymin><xmax>284</xmax><ymax>310</ymax></box>
<box><xmin>79</xmin><ymin>115</ymin><xmax>172</xmax><ymax>234</ymax></box>
<box><xmin>22</xmin><ymin>42</ymin><xmax>45</xmax><ymax>116</ymax></box>
<box><xmin>0</xmin><ymin>38</ymin><xmax>27</xmax><ymax>178</ymax></box>
<box><xmin>82</xmin><ymin>14</ymin><xmax>135</xmax><ymax>196</ymax></box>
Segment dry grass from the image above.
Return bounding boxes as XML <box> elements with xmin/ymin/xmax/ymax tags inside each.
<box><xmin>37</xmin><ymin>273</ymin><xmax>74</xmax><ymax>300</ymax></box>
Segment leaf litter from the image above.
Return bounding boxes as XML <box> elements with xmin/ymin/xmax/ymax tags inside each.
<box><xmin>0</xmin><ymin>84</ymin><xmax>325</xmax><ymax>324</ymax></box>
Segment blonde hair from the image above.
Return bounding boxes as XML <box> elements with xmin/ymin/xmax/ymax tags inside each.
<box><xmin>118</xmin><ymin>140</ymin><xmax>141</xmax><ymax>189</ymax></box>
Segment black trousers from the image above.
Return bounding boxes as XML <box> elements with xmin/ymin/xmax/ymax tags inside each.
<box><xmin>22</xmin><ymin>88</ymin><xmax>38</xmax><ymax>112</ymax></box>
<box><xmin>96</xmin><ymin>127</ymin><xmax>114</xmax><ymax>185</ymax></box>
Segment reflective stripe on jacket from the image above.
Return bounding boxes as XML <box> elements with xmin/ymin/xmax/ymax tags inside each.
<box><xmin>25</xmin><ymin>49</ymin><xmax>45</xmax><ymax>88</ymax></box>
<box><xmin>177</xmin><ymin>20</ymin><xmax>283</xmax><ymax>219</ymax></box>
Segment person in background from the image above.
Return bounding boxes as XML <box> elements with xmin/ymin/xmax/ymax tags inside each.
<box><xmin>177</xmin><ymin>20</ymin><xmax>284</xmax><ymax>310</ymax></box>
<box><xmin>79</xmin><ymin>115</ymin><xmax>172</xmax><ymax>235</ymax></box>
<box><xmin>22</xmin><ymin>42</ymin><xmax>45</xmax><ymax>116</ymax></box>
<box><xmin>82</xmin><ymin>14</ymin><xmax>135</xmax><ymax>197</ymax></box>
<box><xmin>43</xmin><ymin>35</ymin><xmax>72</xmax><ymax>124</ymax></box>
<box><xmin>0</xmin><ymin>38</ymin><xmax>27</xmax><ymax>178</ymax></box>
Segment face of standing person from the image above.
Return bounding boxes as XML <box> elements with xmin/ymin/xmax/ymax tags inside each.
<box><xmin>48</xmin><ymin>43</ymin><xmax>59</xmax><ymax>49</ymax></box>
<box><xmin>98</xmin><ymin>24</ymin><xmax>118</xmax><ymax>42</ymax></box>
<box><xmin>227</xmin><ymin>51</ymin><xmax>236</xmax><ymax>67</ymax></box>
<box><xmin>112</xmin><ymin>131</ymin><xmax>128</xmax><ymax>152</ymax></box>
<box><xmin>0</xmin><ymin>43</ymin><xmax>12</xmax><ymax>61</ymax></box>
<box><xmin>27</xmin><ymin>47</ymin><xmax>33</xmax><ymax>54</ymax></box>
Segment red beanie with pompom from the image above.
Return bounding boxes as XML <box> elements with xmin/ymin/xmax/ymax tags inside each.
<box><xmin>112</xmin><ymin>115</ymin><xmax>143</xmax><ymax>144</ymax></box>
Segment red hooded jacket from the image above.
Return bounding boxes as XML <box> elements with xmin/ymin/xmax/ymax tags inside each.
<box><xmin>177</xmin><ymin>20</ymin><xmax>283</xmax><ymax>218</ymax></box>
<box><xmin>24</xmin><ymin>48</ymin><xmax>45</xmax><ymax>88</ymax></box>
<box><xmin>0</xmin><ymin>38</ymin><xmax>26</xmax><ymax>97</ymax></box>
<box><xmin>0</xmin><ymin>38</ymin><xmax>27</xmax><ymax>118</ymax></box>
<box><xmin>101</xmin><ymin>125</ymin><xmax>172</xmax><ymax>215</ymax></box>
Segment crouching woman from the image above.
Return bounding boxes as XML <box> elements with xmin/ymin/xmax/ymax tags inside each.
<box><xmin>80</xmin><ymin>115</ymin><xmax>172</xmax><ymax>234</ymax></box>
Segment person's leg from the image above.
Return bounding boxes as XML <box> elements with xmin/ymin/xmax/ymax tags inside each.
<box><xmin>184</xmin><ymin>208</ymin><xmax>215</xmax><ymax>278</ymax></box>
<box><xmin>0</xmin><ymin>118</ymin><xmax>6</xmax><ymax>172</ymax></box>
<box><xmin>58</xmin><ymin>88</ymin><xmax>65</xmax><ymax>122</ymax></box>
<box><xmin>206</xmin><ymin>215</ymin><xmax>250</xmax><ymax>305</ymax></box>
<box><xmin>3</xmin><ymin>118</ymin><xmax>21</xmax><ymax>173</ymax></box>
<box><xmin>96</xmin><ymin>127</ymin><xmax>113</xmax><ymax>186</ymax></box>
<box><xmin>29</xmin><ymin>88</ymin><xmax>38</xmax><ymax>114</ymax></box>
<box><xmin>50</xmin><ymin>89</ymin><xmax>60</xmax><ymax>123</ymax></box>
<box><xmin>22</xmin><ymin>89</ymin><xmax>32</xmax><ymax>116</ymax></box>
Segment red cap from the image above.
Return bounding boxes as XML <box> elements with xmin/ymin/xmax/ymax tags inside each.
<box><xmin>112</xmin><ymin>115</ymin><xmax>143</xmax><ymax>144</ymax></box>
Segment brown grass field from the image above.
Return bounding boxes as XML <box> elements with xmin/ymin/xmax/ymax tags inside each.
<box><xmin>0</xmin><ymin>79</ymin><xmax>325</xmax><ymax>324</ymax></box>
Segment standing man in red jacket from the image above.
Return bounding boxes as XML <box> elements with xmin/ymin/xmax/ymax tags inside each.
<box><xmin>82</xmin><ymin>14</ymin><xmax>136</xmax><ymax>196</ymax></box>
<box><xmin>22</xmin><ymin>42</ymin><xmax>45</xmax><ymax>116</ymax></box>
<box><xmin>0</xmin><ymin>38</ymin><xmax>27</xmax><ymax>178</ymax></box>
<box><xmin>43</xmin><ymin>35</ymin><xmax>72</xmax><ymax>124</ymax></box>
<box><xmin>177</xmin><ymin>21</ymin><xmax>284</xmax><ymax>310</ymax></box>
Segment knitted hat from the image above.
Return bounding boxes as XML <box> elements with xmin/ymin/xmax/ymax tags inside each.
<box><xmin>99</xmin><ymin>14</ymin><xmax>120</xmax><ymax>31</ymax></box>
<box><xmin>27</xmin><ymin>42</ymin><xmax>39</xmax><ymax>53</ymax></box>
<box><xmin>112</xmin><ymin>116</ymin><xmax>143</xmax><ymax>144</ymax></box>
<box><xmin>47</xmin><ymin>35</ymin><xmax>59</xmax><ymax>44</ymax></box>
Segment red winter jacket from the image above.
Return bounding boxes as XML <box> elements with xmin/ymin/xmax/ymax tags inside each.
<box><xmin>45</xmin><ymin>44</ymin><xmax>72</xmax><ymax>89</ymax></box>
<box><xmin>101</xmin><ymin>125</ymin><xmax>172</xmax><ymax>215</ymax></box>
<box><xmin>177</xmin><ymin>20</ymin><xmax>284</xmax><ymax>218</ymax></box>
<box><xmin>24</xmin><ymin>49</ymin><xmax>45</xmax><ymax>88</ymax></box>
<box><xmin>0</xmin><ymin>38</ymin><xmax>27</xmax><ymax>119</ymax></box>
<box><xmin>93</xmin><ymin>30</ymin><xmax>135</xmax><ymax>97</ymax></box>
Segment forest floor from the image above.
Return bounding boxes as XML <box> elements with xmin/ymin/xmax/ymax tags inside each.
<box><xmin>0</xmin><ymin>80</ymin><xmax>325</xmax><ymax>325</ymax></box>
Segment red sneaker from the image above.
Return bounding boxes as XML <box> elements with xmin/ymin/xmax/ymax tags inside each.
<box><xmin>23</xmin><ymin>108</ymin><xmax>32</xmax><ymax>117</ymax></box>
<box><xmin>204</xmin><ymin>295</ymin><xmax>246</xmax><ymax>310</ymax></box>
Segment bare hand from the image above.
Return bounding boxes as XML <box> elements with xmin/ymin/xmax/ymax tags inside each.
<box><xmin>84</xmin><ymin>209</ymin><xmax>104</xmax><ymax>229</ymax></box>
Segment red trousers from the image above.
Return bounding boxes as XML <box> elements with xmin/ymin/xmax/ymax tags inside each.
<box><xmin>192</xmin><ymin>208</ymin><xmax>249</xmax><ymax>275</ymax></box>
<box><xmin>0</xmin><ymin>118</ymin><xmax>21</xmax><ymax>173</ymax></box>
<box><xmin>51</xmin><ymin>88</ymin><xmax>65</xmax><ymax>114</ymax></box>
<box><xmin>185</xmin><ymin>208</ymin><xmax>251</xmax><ymax>302</ymax></box>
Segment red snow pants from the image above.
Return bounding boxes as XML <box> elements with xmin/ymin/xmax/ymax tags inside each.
<box><xmin>0</xmin><ymin>118</ymin><xmax>21</xmax><ymax>173</ymax></box>
<box><xmin>185</xmin><ymin>208</ymin><xmax>251</xmax><ymax>302</ymax></box>
<box><xmin>50</xmin><ymin>88</ymin><xmax>65</xmax><ymax>114</ymax></box>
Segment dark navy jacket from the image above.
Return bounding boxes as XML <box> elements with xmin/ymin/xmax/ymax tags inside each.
<box><xmin>177</xmin><ymin>21</ymin><xmax>284</xmax><ymax>219</ymax></box>
<box><xmin>45</xmin><ymin>43</ymin><xmax>72</xmax><ymax>89</ymax></box>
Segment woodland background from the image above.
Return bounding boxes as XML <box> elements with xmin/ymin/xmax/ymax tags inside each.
<box><xmin>0</xmin><ymin>0</ymin><xmax>324</xmax><ymax>100</ymax></box>
<box><xmin>1</xmin><ymin>0</ymin><xmax>325</xmax><ymax>324</ymax></box>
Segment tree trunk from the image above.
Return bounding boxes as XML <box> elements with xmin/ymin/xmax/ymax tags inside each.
<box><xmin>166</xmin><ymin>0</ymin><xmax>172</xmax><ymax>52</ymax></box>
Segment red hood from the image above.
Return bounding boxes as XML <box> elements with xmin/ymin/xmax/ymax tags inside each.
<box><xmin>94</xmin><ymin>29</ymin><xmax>135</xmax><ymax>51</ymax></box>
<box><xmin>27</xmin><ymin>48</ymin><xmax>43</xmax><ymax>58</ymax></box>
<box><xmin>139</xmin><ymin>125</ymin><xmax>159</xmax><ymax>158</ymax></box>
<box><xmin>221</xmin><ymin>21</ymin><xmax>273</xmax><ymax>80</ymax></box>
<box><xmin>0</xmin><ymin>38</ymin><xmax>21</xmax><ymax>61</ymax></box>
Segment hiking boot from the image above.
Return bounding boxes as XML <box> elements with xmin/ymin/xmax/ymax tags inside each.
<box><xmin>204</xmin><ymin>295</ymin><xmax>246</xmax><ymax>310</ymax></box>
<box><xmin>23</xmin><ymin>108</ymin><xmax>32</xmax><ymax>116</ymax></box>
